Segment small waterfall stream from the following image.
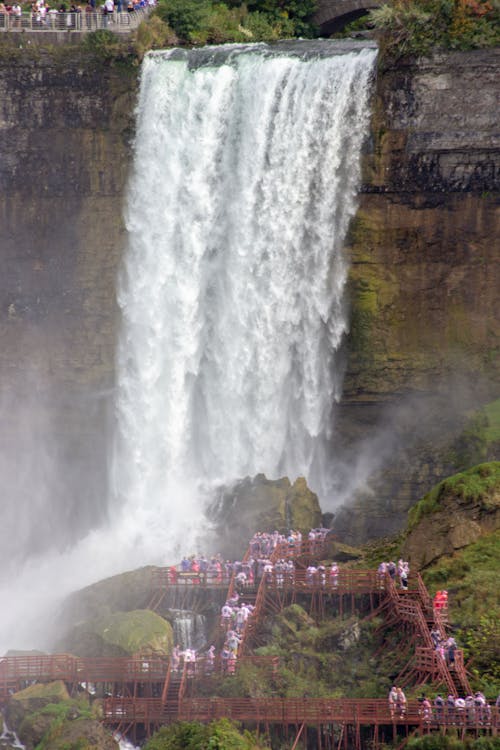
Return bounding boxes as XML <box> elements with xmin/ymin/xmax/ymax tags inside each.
<box><xmin>172</xmin><ymin>611</ymin><xmax>208</xmax><ymax>651</ymax></box>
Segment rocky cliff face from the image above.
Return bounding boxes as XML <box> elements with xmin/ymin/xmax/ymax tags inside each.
<box><xmin>332</xmin><ymin>49</ymin><xmax>499</xmax><ymax>543</ymax></box>
<box><xmin>0</xmin><ymin>40</ymin><xmax>137</xmax><ymax>557</ymax></box>
<box><xmin>0</xmin><ymin>40</ymin><xmax>498</xmax><ymax>552</ymax></box>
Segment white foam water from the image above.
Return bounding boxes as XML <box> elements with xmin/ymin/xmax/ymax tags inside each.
<box><xmin>0</xmin><ymin>42</ymin><xmax>376</xmax><ymax>654</ymax></box>
<box><xmin>111</xmin><ymin>41</ymin><xmax>377</xmax><ymax>551</ymax></box>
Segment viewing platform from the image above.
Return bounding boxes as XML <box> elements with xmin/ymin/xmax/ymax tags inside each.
<box><xmin>0</xmin><ymin>536</ymin><xmax>484</xmax><ymax>747</ymax></box>
<box><xmin>0</xmin><ymin>7</ymin><xmax>151</xmax><ymax>34</ymax></box>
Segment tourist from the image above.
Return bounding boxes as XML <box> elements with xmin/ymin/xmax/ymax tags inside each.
<box><xmin>396</xmin><ymin>687</ymin><xmax>407</xmax><ymax>717</ymax></box>
<box><xmin>434</xmin><ymin>694</ymin><xmax>444</xmax><ymax>723</ymax></box>
<box><xmin>171</xmin><ymin>644</ymin><xmax>181</xmax><ymax>674</ymax></box>
<box><xmin>205</xmin><ymin>645</ymin><xmax>215</xmax><ymax>673</ymax></box>
<box><xmin>330</xmin><ymin>562</ymin><xmax>339</xmax><ymax>588</ymax></box>
<box><xmin>446</xmin><ymin>636</ymin><xmax>457</xmax><ymax>667</ymax></box>
<box><xmin>420</xmin><ymin>695</ymin><xmax>432</xmax><ymax>723</ymax></box>
<box><xmin>388</xmin><ymin>686</ymin><xmax>398</xmax><ymax>719</ymax></box>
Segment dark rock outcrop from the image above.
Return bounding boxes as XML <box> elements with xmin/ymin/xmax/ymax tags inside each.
<box><xmin>332</xmin><ymin>49</ymin><xmax>499</xmax><ymax>543</ymax></box>
<box><xmin>208</xmin><ymin>474</ymin><xmax>323</xmax><ymax>558</ymax></box>
<box><xmin>401</xmin><ymin>462</ymin><xmax>500</xmax><ymax>568</ymax></box>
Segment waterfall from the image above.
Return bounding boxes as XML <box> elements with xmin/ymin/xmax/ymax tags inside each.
<box><xmin>111</xmin><ymin>41</ymin><xmax>377</xmax><ymax>555</ymax></box>
<box><xmin>0</xmin><ymin>41</ymin><xmax>377</xmax><ymax>654</ymax></box>
<box><xmin>172</xmin><ymin>611</ymin><xmax>207</xmax><ymax>651</ymax></box>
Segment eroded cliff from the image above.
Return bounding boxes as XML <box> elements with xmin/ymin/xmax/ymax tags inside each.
<box><xmin>333</xmin><ymin>48</ymin><xmax>499</xmax><ymax>543</ymax></box>
<box><xmin>0</xmin><ymin>40</ymin><xmax>498</xmax><ymax>551</ymax></box>
<box><xmin>0</xmin><ymin>40</ymin><xmax>137</xmax><ymax>556</ymax></box>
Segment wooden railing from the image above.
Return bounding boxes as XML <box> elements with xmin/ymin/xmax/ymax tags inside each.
<box><xmin>101</xmin><ymin>696</ymin><xmax>500</xmax><ymax>727</ymax></box>
<box><xmin>0</xmin><ymin>655</ymin><xmax>170</xmax><ymax>685</ymax></box>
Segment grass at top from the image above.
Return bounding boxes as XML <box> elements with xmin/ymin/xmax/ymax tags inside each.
<box><xmin>407</xmin><ymin>462</ymin><xmax>500</xmax><ymax>532</ymax></box>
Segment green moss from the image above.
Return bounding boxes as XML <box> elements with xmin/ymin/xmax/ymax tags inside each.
<box><xmin>422</xmin><ymin>529</ymin><xmax>500</xmax><ymax>690</ymax></box>
<box><xmin>407</xmin><ymin>462</ymin><xmax>500</xmax><ymax>531</ymax></box>
<box><xmin>59</xmin><ymin>609</ymin><xmax>173</xmax><ymax>657</ymax></box>
<box><xmin>144</xmin><ymin>719</ymin><xmax>270</xmax><ymax>750</ymax></box>
<box><xmin>97</xmin><ymin>609</ymin><xmax>172</xmax><ymax>654</ymax></box>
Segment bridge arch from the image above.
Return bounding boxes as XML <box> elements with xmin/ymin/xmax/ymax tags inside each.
<box><xmin>313</xmin><ymin>0</ymin><xmax>380</xmax><ymax>35</ymax></box>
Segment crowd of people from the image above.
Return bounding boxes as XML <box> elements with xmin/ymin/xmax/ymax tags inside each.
<box><xmin>163</xmin><ymin>526</ymin><xmax>498</xmax><ymax>729</ymax></box>
<box><xmin>416</xmin><ymin>692</ymin><xmax>499</xmax><ymax>726</ymax></box>
<box><xmin>377</xmin><ymin>559</ymin><xmax>411</xmax><ymax>589</ymax></box>
<box><xmin>430</xmin><ymin>627</ymin><xmax>457</xmax><ymax>665</ymax></box>
<box><xmin>389</xmin><ymin>687</ymin><xmax>499</xmax><ymax>725</ymax></box>
<box><xmin>165</xmin><ymin>528</ymin><xmax>332</xmax><ymax>676</ymax></box>
<box><xmin>0</xmin><ymin>0</ymin><xmax>153</xmax><ymax>26</ymax></box>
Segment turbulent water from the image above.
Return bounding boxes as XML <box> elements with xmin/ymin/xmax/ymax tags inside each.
<box><xmin>111</xmin><ymin>41</ymin><xmax>377</xmax><ymax>552</ymax></box>
<box><xmin>0</xmin><ymin>41</ymin><xmax>376</xmax><ymax>653</ymax></box>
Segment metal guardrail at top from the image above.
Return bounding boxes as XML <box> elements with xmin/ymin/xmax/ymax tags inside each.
<box><xmin>0</xmin><ymin>7</ymin><xmax>151</xmax><ymax>32</ymax></box>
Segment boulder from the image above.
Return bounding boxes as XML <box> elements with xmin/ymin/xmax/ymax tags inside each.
<box><xmin>207</xmin><ymin>474</ymin><xmax>323</xmax><ymax>558</ymax></box>
<box><xmin>55</xmin><ymin>609</ymin><xmax>173</xmax><ymax>658</ymax></box>
<box><xmin>402</xmin><ymin>462</ymin><xmax>500</xmax><ymax>568</ymax></box>
<box><xmin>5</xmin><ymin>680</ymin><xmax>117</xmax><ymax>749</ymax></box>
<box><xmin>55</xmin><ymin>566</ymin><xmax>155</xmax><ymax>640</ymax></box>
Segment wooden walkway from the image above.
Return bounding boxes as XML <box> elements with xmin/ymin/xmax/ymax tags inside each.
<box><xmin>0</xmin><ymin>540</ymin><xmax>484</xmax><ymax>747</ymax></box>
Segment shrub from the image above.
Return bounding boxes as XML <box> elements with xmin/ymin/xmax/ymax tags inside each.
<box><xmin>144</xmin><ymin>719</ymin><xmax>269</xmax><ymax>749</ymax></box>
<box><xmin>134</xmin><ymin>15</ymin><xmax>179</xmax><ymax>58</ymax></box>
<box><xmin>156</xmin><ymin>0</ymin><xmax>212</xmax><ymax>41</ymax></box>
<box><xmin>370</xmin><ymin>0</ymin><xmax>500</xmax><ymax>57</ymax></box>
<box><xmin>82</xmin><ymin>29</ymin><xmax>135</xmax><ymax>63</ymax></box>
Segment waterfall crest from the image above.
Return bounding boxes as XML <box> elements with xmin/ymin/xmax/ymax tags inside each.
<box><xmin>112</xmin><ymin>41</ymin><xmax>377</xmax><ymax>553</ymax></box>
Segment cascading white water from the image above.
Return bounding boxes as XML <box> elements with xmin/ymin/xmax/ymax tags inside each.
<box><xmin>172</xmin><ymin>611</ymin><xmax>207</xmax><ymax>651</ymax></box>
<box><xmin>0</xmin><ymin>41</ymin><xmax>377</xmax><ymax>655</ymax></box>
<box><xmin>111</xmin><ymin>41</ymin><xmax>377</xmax><ymax>553</ymax></box>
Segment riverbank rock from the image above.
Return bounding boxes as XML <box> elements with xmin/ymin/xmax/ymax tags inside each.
<box><xmin>4</xmin><ymin>681</ymin><xmax>116</xmax><ymax>750</ymax></box>
<box><xmin>54</xmin><ymin>566</ymin><xmax>155</xmax><ymax>646</ymax></box>
<box><xmin>55</xmin><ymin>608</ymin><xmax>173</xmax><ymax>658</ymax></box>
<box><xmin>402</xmin><ymin>462</ymin><xmax>500</xmax><ymax>568</ymax></box>
<box><xmin>207</xmin><ymin>474</ymin><xmax>323</xmax><ymax>558</ymax></box>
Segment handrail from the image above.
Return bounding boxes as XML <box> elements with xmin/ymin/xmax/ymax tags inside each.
<box><xmin>160</xmin><ymin>658</ymin><xmax>172</xmax><ymax>705</ymax></box>
<box><xmin>177</xmin><ymin>661</ymin><xmax>188</xmax><ymax>705</ymax></box>
<box><xmin>100</xmin><ymin>696</ymin><xmax>500</xmax><ymax>726</ymax></box>
<box><xmin>0</xmin><ymin>7</ymin><xmax>150</xmax><ymax>32</ymax></box>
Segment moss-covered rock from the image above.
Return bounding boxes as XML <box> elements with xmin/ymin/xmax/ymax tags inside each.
<box><xmin>207</xmin><ymin>474</ymin><xmax>322</xmax><ymax>558</ymax></box>
<box><xmin>402</xmin><ymin>462</ymin><xmax>500</xmax><ymax>568</ymax></box>
<box><xmin>6</xmin><ymin>681</ymin><xmax>71</xmax><ymax>733</ymax></box>
<box><xmin>4</xmin><ymin>682</ymin><xmax>116</xmax><ymax>750</ymax></box>
<box><xmin>54</xmin><ymin>566</ymin><xmax>155</xmax><ymax>646</ymax></box>
<box><xmin>421</xmin><ymin>529</ymin><xmax>500</xmax><ymax>687</ymax></box>
<box><xmin>56</xmin><ymin>609</ymin><xmax>173</xmax><ymax>658</ymax></box>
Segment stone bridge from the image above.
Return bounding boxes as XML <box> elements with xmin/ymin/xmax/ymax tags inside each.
<box><xmin>313</xmin><ymin>0</ymin><xmax>381</xmax><ymax>34</ymax></box>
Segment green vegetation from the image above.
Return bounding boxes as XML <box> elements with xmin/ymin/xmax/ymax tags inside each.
<box><xmin>408</xmin><ymin>736</ymin><xmax>500</xmax><ymax>750</ymax></box>
<box><xmin>57</xmin><ymin>608</ymin><xmax>174</xmax><ymax>657</ymax></box>
<box><xmin>152</xmin><ymin>0</ymin><xmax>317</xmax><ymax>45</ymax></box>
<box><xmin>368</xmin><ymin>0</ymin><xmax>500</xmax><ymax>57</ymax></box>
<box><xmin>190</xmin><ymin>604</ymin><xmax>408</xmax><ymax>701</ymax></box>
<box><xmin>423</xmin><ymin>529</ymin><xmax>500</xmax><ymax>689</ymax></box>
<box><xmin>144</xmin><ymin>718</ymin><xmax>270</xmax><ymax>749</ymax></box>
<box><xmin>11</xmin><ymin>692</ymin><xmax>101</xmax><ymax>750</ymax></box>
<box><xmin>407</xmin><ymin>462</ymin><xmax>500</xmax><ymax>531</ymax></box>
